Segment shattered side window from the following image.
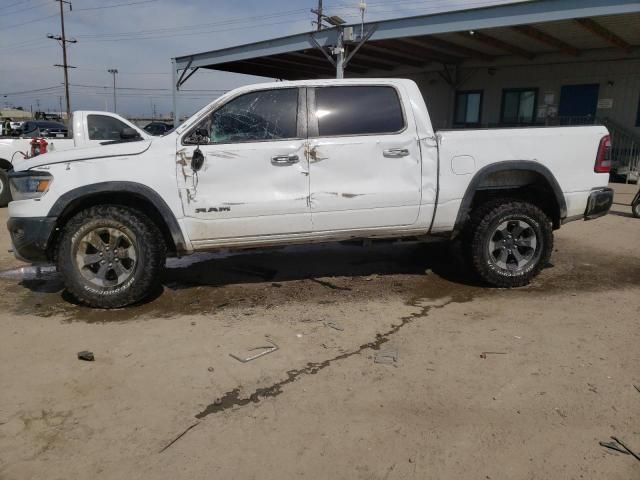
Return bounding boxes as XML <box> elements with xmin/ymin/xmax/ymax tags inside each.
<box><xmin>209</xmin><ymin>88</ymin><xmax>298</xmax><ymax>144</ymax></box>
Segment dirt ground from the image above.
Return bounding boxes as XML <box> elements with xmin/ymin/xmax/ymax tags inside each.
<box><xmin>0</xmin><ymin>185</ymin><xmax>638</xmax><ymax>480</ymax></box>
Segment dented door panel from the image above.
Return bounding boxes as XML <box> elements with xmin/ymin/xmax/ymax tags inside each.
<box><xmin>307</xmin><ymin>84</ymin><xmax>423</xmax><ymax>231</ymax></box>
<box><xmin>179</xmin><ymin>141</ymin><xmax>310</xmax><ymax>240</ymax></box>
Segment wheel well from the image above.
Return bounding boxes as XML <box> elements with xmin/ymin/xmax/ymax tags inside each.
<box><xmin>460</xmin><ymin>169</ymin><xmax>563</xmax><ymax>232</ymax></box>
<box><xmin>0</xmin><ymin>158</ymin><xmax>13</xmax><ymax>172</ymax></box>
<box><xmin>50</xmin><ymin>192</ymin><xmax>179</xmax><ymax>258</ymax></box>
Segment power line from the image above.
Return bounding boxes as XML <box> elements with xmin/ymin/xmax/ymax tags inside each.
<box><xmin>3</xmin><ymin>0</ymin><xmax>53</xmax><ymax>16</ymax></box>
<box><xmin>0</xmin><ymin>13</ymin><xmax>58</xmax><ymax>30</ymax></box>
<box><xmin>74</xmin><ymin>0</ymin><xmax>159</xmax><ymax>11</ymax></box>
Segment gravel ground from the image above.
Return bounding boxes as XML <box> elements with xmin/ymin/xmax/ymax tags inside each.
<box><xmin>0</xmin><ymin>184</ymin><xmax>638</xmax><ymax>480</ymax></box>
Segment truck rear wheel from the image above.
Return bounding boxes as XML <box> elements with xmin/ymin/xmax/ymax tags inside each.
<box><xmin>465</xmin><ymin>199</ymin><xmax>553</xmax><ymax>288</ymax></box>
<box><xmin>58</xmin><ymin>205</ymin><xmax>166</xmax><ymax>308</ymax></box>
<box><xmin>0</xmin><ymin>170</ymin><xmax>12</xmax><ymax>207</ymax></box>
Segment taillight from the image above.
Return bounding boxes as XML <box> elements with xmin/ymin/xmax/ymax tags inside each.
<box><xmin>594</xmin><ymin>134</ymin><xmax>611</xmax><ymax>173</ymax></box>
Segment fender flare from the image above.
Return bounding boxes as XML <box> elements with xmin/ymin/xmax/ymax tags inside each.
<box><xmin>48</xmin><ymin>181</ymin><xmax>187</xmax><ymax>254</ymax></box>
<box><xmin>453</xmin><ymin>161</ymin><xmax>567</xmax><ymax>233</ymax></box>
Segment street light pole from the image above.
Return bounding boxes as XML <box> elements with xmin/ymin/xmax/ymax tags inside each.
<box><xmin>107</xmin><ymin>68</ymin><xmax>118</xmax><ymax>113</ymax></box>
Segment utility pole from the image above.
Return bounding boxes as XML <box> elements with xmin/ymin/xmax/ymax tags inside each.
<box><xmin>107</xmin><ymin>69</ymin><xmax>118</xmax><ymax>113</ymax></box>
<box><xmin>311</xmin><ymin>0</ymin><xmax>323</xmax><ymax>31</ymax></box>
<box><xmin>48</xmin><ymin>0</ymin><xmax>75</xmax><ymax>122</ymax></box>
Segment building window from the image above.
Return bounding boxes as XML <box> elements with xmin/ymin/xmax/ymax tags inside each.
<box><xmin>501</xmin><ymin>88</ymin><xmax>538</xmax><ymax>125</ymax></box>
<box><xmin>454</xmin><ymin>90</ymin><xmax>483</xmax><ymax>126</ymax></box>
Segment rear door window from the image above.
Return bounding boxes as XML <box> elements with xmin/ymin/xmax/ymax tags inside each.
<box><xmin>87</xmin><ymin>115</ymin><xmax>130</xmax><ymax>140</ymax></box>
<box><xmin>314</xmin><ymin>86</ymin><xmax>405</xmax><ymax>137</ymax></box>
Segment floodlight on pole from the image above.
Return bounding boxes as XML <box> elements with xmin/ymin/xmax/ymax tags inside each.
<box><xmin>107</xmin><ymin>68</ymin><xmax>118</xmax><ymax>113</ymax></box>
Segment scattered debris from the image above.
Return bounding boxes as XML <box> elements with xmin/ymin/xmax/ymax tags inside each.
<box><xmin>480</xmin><ymin>351</ymin><xmax>506</xmax><ymax>359</ymax></box>
<box><xmin>0</xmin><ymin>265</ymin><xmax>58</xmax><ymax>281</ymax></box>
<box><xmin>296</xmin><ymin>334</ymin><xmax>303</xmax><ymax>338</ymax></box>
<box><xmin>207</xmin><ymin>366</ymin><xmax>214</xmax><ymax>372</ymax></box>
<box><xmin>229</xmin><ymin>339</ymin><xmax>279</xmax><ymax>363</ymax></box>
<box><xmin>310</xmin><ymin>278</ymin><xmax>352</xmax><ymax>291</ymax></box>
<box><xmin>324</xmin><ymin>321</ymin><xmax>344</xmax><ymax>331</ymax></box>
<box><xmin>599</xmin><ymin>440</ymin><xmax>630</xmax><ymax>455</ymax></box>
<box><xmin>190</xmin><ymin>321</ymin><xmax>196</xmax><ymax>326</ymax></box>
<box><xmin>77</xmin><ymin>351</ymin><xmax>94</xmax><ymax>362</ymax></box>
<box><xmin>159</xmin><ymin>421</ymin><xmax>201</xmax><ymax>453</ymax></box>
<box><xmin>633</xmin><ymin>384</ymin><xmax>640</xmax><ymax>394</ymax></box>
<box><xmin>374</xmin><ymin>349</ymin><xmax>398</xmax><ymax>365</ymax></box>
<box><xmin>610</xmin><ymin>436</ymin><xmax>640</xmax><ymax>462</ymax></box>
<box><xmin>600</xmin><ymin>437</ymin><xmax>640</xmax><ymax>461</ymax></box>
<box><xmin>271</xmin><ymin>282</ymin><xmax>282</xmax><ymax>288</ymax></box>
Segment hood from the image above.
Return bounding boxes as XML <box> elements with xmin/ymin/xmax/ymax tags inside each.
<box><xmin>14</xmin><ymin>140</ymin><xmax>152</xmax><ymax>172</ymax></box>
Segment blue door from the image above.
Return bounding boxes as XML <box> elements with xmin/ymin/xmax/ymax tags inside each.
<box><xmin>559</xmin><ymin>84</ymin><xmax>600</xmax><ymax>124</ymax></box>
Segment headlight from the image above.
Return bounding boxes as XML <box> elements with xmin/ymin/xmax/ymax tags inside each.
<box><xmin>9</xmin><ymin>171</ymin><xmax>53</xmax><ymax>200</ymax></box>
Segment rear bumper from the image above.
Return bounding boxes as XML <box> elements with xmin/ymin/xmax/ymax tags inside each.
<box><xmin>584</xmin><ymin>187</ymin><xmax>614</xmax><ymax>220</ymax></box>
<box><xmin>7</xmin><ymin>216</ymin><xmax>57</xmax><ymax>263</ymax></box>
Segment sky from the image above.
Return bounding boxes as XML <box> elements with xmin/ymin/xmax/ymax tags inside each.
<box><xmin>0</xmin><ymin>0</ymin><xmax>523</xmax><ymax>118</ymax></box>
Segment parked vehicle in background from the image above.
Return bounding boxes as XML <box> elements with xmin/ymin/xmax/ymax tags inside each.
<box><xmin>9</xmin><ymin>121</ymin><xmax>24</xmax><ymax>134</ymax></box>
<box><xmin>143</xmin><ymin>121</ymin><xmax>173</xmax><ymax>136</ymax></box>
<box><xmin>0</xmin><ymin>111</ymin><xmax>148</xmax><ymax>207</ymax></box>
<box><xmin>6</xmin><ymin>79</ymin><xmax>614</xmax><ymax>308</ymax></box>
<box><xmin>20</xmin><ymin>120</ymin><xmax>68</xmax><ymax>138</ymax></box>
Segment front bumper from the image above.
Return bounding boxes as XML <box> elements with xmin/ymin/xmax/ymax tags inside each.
<box><xmin>584</xmin><ymin>187</ymin><xmax>614</xmax><ymax>220</ymax></box>
<box><xmin>7</xmin><ymin>216</ymin><xmax>57</xmax><ymax>263</ymax></box>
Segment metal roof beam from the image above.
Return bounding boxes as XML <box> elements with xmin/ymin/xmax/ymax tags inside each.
<box><xmin>173</xmin><ymin>0</ymin><xmax>639</xmax><ymax>71</ymax></box>
<box><xmin>457</xmin><ymin>31</ymin><xmax>535</xmax><ymax>59</ymax></box>
<box><xmin>359</xmin><ymin>43</ymin><xmax>430</xmax><ymax>67</ymax></box>
<box><xmin>285</xmin><ymin>52</ymin><xmax>369</xmax><ymax>74</ymax></box>
<box><xmin>415</xmin><ymin>36</ymin><xmax>495</xmax><ymax>62</ymax></box>
<box><xmin>386</xmin><ymin>38</ymin><xmax>463</xmax><ymax>64</ymax></box>
<box><xmin>574</xmin><ymin>17</ymin><xmax>632</xmax><ymax>53</ymax></box>
<box><xmin>243</xmin><ymin>57</ymin><xmax>335</xmax><ymax>76</ymax></box>
<box><xmin>511</xmin><ymin>25</ymin><xmax>580</xmax><ymax>56</ymax></box>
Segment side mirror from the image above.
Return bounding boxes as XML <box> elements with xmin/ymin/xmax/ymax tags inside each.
<box><xmin>120</xmin><ymin>127</ymin><xmax>141</xmax><ymax>140</ymax></box>
<box><xmin>191</xmin><ymin>146</ymin><xmax>204</xmax><ymax>172</ymax></box>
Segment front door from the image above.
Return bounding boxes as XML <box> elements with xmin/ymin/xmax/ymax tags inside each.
<box><xmin>307</xmin><ymin>85</ymin><xmax>422</xmax><ymax>231</ymax></box>
<box><xmin>178</xmin><ymin>87</ymin><xmax>311</xmax><ymax>242</ymax></box>
<box><xmin>559</xmin><ymin>84</ymin><xmax>600</xmax><ymax>124</ymax></box>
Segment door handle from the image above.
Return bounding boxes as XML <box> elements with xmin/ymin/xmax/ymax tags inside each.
<box><xmin>383</xmin><ymin>148</ymin><xmax>410</xmax><ymax>158</ymax></box>
<box><xmin>271</xmin><ymin>154</ymin><xmax>299</xmax><ymax>165</ymax></box>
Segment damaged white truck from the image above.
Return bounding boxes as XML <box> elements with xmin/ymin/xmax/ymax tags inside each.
<box><xmin>7</xmin><ymin>79</ymin><xmax>613</xmax><ymax>308</ymax></box>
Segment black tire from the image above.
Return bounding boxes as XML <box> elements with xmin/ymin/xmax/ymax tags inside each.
<box><xmin>464</xmin><ymin>199</ymin><xmax>553</xmax><ymax>288</ymax></box>
<box><xmin>632</xmin><ymin>199</ymin><xmax>640</xmax><ymax>219</ymax></box>
<box><xmin>58</xmin><ymin>205</ymin><xmax>166</xmax><ymax>308</ymax></box>
<box><xmin>0</xmin><ymin>170</ymin><xmax>12</xmax><ymax>208</ymax></box>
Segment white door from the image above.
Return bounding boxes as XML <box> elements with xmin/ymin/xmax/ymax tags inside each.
<box><xmin>178</xmin><ymin>87</ymin><xmax>311</xmax><ymax>242</ymax></box>
<box><xmin>307</xmin><ymin>85</ymin><xmax>422</xmax><ymax>231</ymax></box>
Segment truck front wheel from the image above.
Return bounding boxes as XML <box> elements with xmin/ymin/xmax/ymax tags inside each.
<box><xmin>466</xmin><ymin>199</ymin><xmax>553</xmax><ymax>287</ymax></box>
<box><xmin>58</xmin><ymin>205</ymin><xmax>166</xmax><ymax>308</ymax></box>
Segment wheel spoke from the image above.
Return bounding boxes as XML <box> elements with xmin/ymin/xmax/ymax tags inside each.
<box><xmin>81</xmin><ymin>253</ymin><xmax>102</xmax><ymax>267</ymax></box>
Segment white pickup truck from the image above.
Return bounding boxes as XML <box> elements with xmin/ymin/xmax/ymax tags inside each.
<box><xmin>0</xmin><ymin>111</ymin><xmax>148</xmax><ymax>207</ymax></box>
<box><xmin>6</xmin><ymin>79</ymin><xmax>613</xmax><ymax>308</ymax></box>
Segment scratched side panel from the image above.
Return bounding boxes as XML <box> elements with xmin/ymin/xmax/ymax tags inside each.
<box><xmin>178</xmin><ymin>140</ymin><xmax>312</xmax><ymax>240</ymax></box>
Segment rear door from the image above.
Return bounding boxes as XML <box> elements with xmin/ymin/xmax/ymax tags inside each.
<box><xmin>307</xmin><ymin>84</ymin><xmax>421</xmax><ymax>231</ymax></box>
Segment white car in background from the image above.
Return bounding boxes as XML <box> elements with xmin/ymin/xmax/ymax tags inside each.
<box><xmin>0</xmin><ymin>111</ymin><xmax>148</xmax><ymax>207</ymax></box>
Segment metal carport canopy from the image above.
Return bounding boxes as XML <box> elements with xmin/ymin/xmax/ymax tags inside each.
<box><xmin>171</xmin><ymin>0</ymin><xmax>640</xmax><ymax>120</ymax></box>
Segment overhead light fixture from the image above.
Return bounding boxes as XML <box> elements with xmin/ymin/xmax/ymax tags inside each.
<box><xmin>326</xmin><ymin>15</ymin><xmax>346</xmax><ymax>26</ymax></box>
